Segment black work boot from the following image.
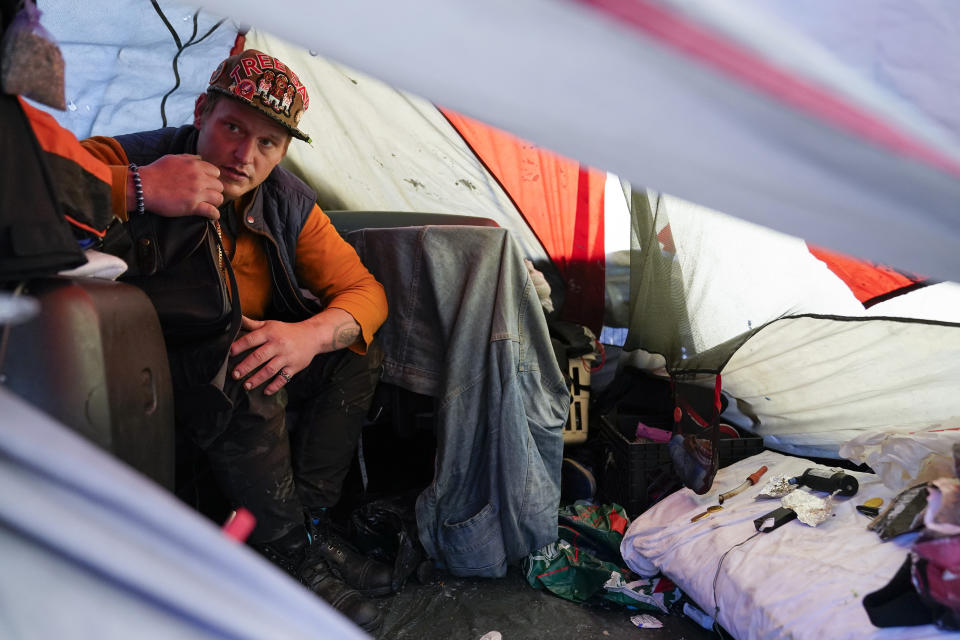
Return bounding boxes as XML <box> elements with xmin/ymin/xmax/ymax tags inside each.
<box><xmin>307</xmin><ymin>511</ymin><xmax>394</xmax><ymax>597</ymax></box>
<box><xmin>253</xmin><ymin>527</ymin><xmax>383</xmax><ymax>633</ymax></box>
<box><xmin>252</xmin><ymin>527</ymin><xmax>308</xmax><ymax>579</ymax></box>
<box><xmin>300</xmin><ymin>551</ymin><xmax>383</xmax><ymax>632</ymax></box>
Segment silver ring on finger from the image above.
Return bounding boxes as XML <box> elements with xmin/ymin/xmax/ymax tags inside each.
<box><xmin>278</xmin><ymin>369</ymin><xmax>293</xmax><ymax>382</ymax></box>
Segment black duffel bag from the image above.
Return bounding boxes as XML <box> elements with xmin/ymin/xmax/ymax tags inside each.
<box><xmin>102</xmin><ymin>213</ymin><xmax>239</xmax><ymax>347</ymax></box>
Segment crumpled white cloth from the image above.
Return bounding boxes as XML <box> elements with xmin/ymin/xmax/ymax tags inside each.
<box><xmin>58</xmin><ymin>249</ymin><xmax>128</xmax><ymax>280</ymax></box>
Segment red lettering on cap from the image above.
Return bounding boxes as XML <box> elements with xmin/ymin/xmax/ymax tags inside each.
<box><xmin>257</xmin><ymin>54</ymin><xmax>274</xmax><ymax>70</ymax></box>
<box><xmin>229</xmin><ymin>65</ymin><xmax>244</xmax><ymax>84</ymax></box>
<box><xmin>240</xmin><ymin>57</ymin><xmax>260</xmax><ymax>77</ymax></box>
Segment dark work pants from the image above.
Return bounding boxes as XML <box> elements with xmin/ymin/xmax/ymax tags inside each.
<box><xmin>171</xmin><ymin>338</ymin><xmax>384</xmax><ymax>544</ymax></box>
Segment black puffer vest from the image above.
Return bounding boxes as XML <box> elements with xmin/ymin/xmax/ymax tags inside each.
<box><xmin>116</xmin><ymin>125</ymin><xmax>321</xmax><ymax>321</ymax></box>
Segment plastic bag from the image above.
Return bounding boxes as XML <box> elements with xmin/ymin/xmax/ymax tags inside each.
<box><xmin>839</xmin><ymin>430</ymin><xmax>960</xmax><ymax>494</ymax></box>
<box><xmin>1</xmin><ymin>0</ymin><xmax>66</xmax><ymax>109</ymax></box>
<box><xmin>524</xmin><ymin>502</ymin><xmax>680</xmax><ymax>610</ymax></box>
<box><xmin>349</xmin><ymin>493</ymin><xmax>428</xmax><ymax>592</ymax></box>
<box><xmin>668</xmin><ymin>433</ymin><xmax>717</xmax><ymax>495</ymax></box>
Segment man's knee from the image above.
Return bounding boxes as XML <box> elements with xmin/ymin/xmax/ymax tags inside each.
<box><xmin>331</xmin><ymin>341</ymin><xmax>384</xmax><ymax>412</ymax></box>
<box><xmin>356</xmin><ymin>339</ymin><xmax>384</xmax><ymax>375</ymax></box>
<box><xmin>289</xmin><ymin>340</ymin><xmax>383</xmax><ymax>412</ymax></box>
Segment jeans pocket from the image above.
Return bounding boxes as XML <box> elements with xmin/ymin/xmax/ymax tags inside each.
<box><xmin>439</xmin><ymin>502</ymin><xmax>507</xmax><ymax>577</ymax></box>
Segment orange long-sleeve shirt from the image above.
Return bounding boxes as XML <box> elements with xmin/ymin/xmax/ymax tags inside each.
<box><xmin>81</xmin><ymin>136</ymin><xmax>387</xmax><ymax>353</ymax></box>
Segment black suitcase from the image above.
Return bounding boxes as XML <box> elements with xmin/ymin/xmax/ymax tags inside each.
<box><xmin>3</xmin><ymin>276</ymin><xmax>174</xmax><ymax>489</ymax></box>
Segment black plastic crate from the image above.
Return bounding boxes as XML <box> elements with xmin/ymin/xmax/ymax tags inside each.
<box><xmin>595</xmin><ymin>413</ymin><xmax>765</xmax><ymax>518</ymax></box>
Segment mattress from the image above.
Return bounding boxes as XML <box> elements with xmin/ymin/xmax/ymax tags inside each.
<box><xmin>620</xmin><ymin>450</ymin><xmax>960</xmax><ymax>639</ymax></box>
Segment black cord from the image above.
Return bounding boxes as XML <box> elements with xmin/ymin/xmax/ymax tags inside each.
<box><xmin>149</xmin><ymin>0</ymin><xmax>226</xmax><ymax>126</ymax></box>
<box><xmin>711</xmin><ymin>530</ymin><xmax>762</xmax><ymax>634</ymax></box>
<box><xmin>150</xmin><ymin>0</ymin><xmax>183</xmax><ymax>49</ymax></box>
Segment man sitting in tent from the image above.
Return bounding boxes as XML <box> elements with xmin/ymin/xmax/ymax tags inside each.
<box><xmin>81</xmin><ymin>49</ymin><xmax>390</xmax><ymax>632</ymax></box>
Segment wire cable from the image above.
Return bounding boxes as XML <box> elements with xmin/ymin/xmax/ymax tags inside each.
<box><xmin>712</xmin><ymin>530</ymin><xmax>762</xmax><ymax>634</ymax></box>
<box><xmin>150</xmin><ymin>0</ymin><xmax>225</xmax><ymax>126</ymax></box>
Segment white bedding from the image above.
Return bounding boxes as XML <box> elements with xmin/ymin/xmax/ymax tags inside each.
<box><xmin>620</xmin><ymin>450</ymin><xmax>960</xmax><ymax>640</ymax></box>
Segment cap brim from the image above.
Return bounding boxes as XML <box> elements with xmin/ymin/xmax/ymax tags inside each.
<box><xmin>209</xmin><ymin>87</ymin><xmax>311</xmax><ymax>143</ymax></box>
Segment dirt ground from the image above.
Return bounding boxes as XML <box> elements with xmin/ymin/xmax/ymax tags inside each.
<box><xmin>371</xmin><ymin>564</ymin><xmax>716</xmax><ymax>640</ymax></box>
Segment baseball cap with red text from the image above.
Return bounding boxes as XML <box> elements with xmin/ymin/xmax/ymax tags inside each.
<box><xmin>206</xmin><ymin>49</ymin><xmax>310</xmax><ymax>142</ymax></box>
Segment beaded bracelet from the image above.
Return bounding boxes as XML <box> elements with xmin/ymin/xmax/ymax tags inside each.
<box><xmin>128</xmin><ymin>162</ymin><xmax>145</xmax><ymax>216</ymax></box>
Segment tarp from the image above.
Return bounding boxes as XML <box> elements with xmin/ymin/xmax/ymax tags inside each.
<box><xmin>0</xmin><ymin>387</ymin><xmax>366</xmax><ymax>639</ymax></box>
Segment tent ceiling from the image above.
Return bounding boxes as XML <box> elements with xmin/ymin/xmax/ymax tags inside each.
<box><xmin>196</xmin><ymin>0</ymin><xmax>960</xmax><ymax>282</ymax></box>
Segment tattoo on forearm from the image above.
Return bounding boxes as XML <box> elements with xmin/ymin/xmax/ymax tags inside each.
<box><xmin>332</xmin><ymin>322</ymin><xmax>360</xmax><ymax>350</ymax></box>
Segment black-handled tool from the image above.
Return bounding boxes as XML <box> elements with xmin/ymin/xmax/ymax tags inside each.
<box><xmin>754</xmin><ymin>506</ymin><xmax>797</xmax><ymax>532</ymax></box>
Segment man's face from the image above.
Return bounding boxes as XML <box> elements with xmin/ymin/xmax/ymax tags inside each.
<box><xmin>194</xmin><ymin>95</ymin><xmax>291</xmax><ymax>202</ymax></box>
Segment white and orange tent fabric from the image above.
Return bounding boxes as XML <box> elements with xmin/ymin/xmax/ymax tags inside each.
<box><xmin>7</xmin><ymin>0</ymin><xmax>960</xmax><ymax>636</ymax></box>
<box><xmin>38</xmin><ymin>0</ymin><xmax>960</xmax><ymax>457</ymax></box>
<box><xmin>198</xmin><ymin>0</ymin><xmax>960</xmax><ymax>283</ymax></box>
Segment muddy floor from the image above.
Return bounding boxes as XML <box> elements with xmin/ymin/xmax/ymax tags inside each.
<box><xmin>371</xmin><ymin>564</ymin><xmax>715</xmax><ymax>640</ymax></box>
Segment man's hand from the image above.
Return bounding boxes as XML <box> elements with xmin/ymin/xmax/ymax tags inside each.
<box><xmin>229</xmin><ymin>308</ymin><xmax>362</xmax><ymax>395</ymax></box>
<box><xmin>131</xmin><ymin>154</ymin><xmax>224</xmax><ymax>219</ymax></box>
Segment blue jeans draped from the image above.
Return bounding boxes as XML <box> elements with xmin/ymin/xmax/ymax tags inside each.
<box><xmin>346</xmin><ymin>226</ymin><xmax>568</xmax><ymax>577</ymax></box>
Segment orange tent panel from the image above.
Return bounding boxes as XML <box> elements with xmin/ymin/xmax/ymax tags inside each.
<box><xmin>442</xmin><ymin>108</ymin><xmax>606</xmax><ymax>332</ymax></box>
